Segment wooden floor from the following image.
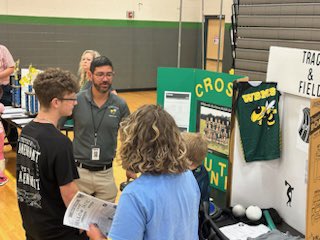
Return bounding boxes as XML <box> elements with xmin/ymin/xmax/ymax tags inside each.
<box><xmin>0</xmin><ymin>90</ymin><xmax>156</xmax><ymax>240</ymax></box>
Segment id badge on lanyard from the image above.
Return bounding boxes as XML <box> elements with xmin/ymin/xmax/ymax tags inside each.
<box><xmin>91</xmin><ymin>145</ymin><xmax>100</xmax><ymax>160</ymax></box>
<box><xmin>91</xmin><ymin>133</ymin><xmax>100</xmax><ymax>161</ymax></box>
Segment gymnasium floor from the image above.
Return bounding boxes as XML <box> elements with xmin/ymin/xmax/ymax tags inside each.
<box><xmin>0</xmin><ymin>90</ymin><xmax>156</xmax><ymax>240</ymax></box>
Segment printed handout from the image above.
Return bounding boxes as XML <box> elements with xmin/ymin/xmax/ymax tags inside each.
<box><xmin>63</xmin><ymin>191</ymin><xmax>117</xmax><ymax>237</ymax></box>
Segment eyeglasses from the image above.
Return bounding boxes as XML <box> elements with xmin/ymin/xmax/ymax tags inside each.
<box><xmin>94</xmin><ymin>72</ymin><xmax>115</xmax><ymax>78</ymax></box>
<box><xmin>58</xmin><ymin>98</ymin><xmax>77</xmax><ymax>101</ymax></box>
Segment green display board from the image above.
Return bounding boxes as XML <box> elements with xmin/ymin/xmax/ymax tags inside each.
<box><xmin>157</xmin><ymin>67</ymin><xmax>244</xmax><ymax>191</ymax></box>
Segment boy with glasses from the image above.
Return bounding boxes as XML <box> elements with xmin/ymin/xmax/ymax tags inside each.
<box><xmin>16</xmin><ymin>68</ymin><xmax>88</xmax><ymax>240</ymax></box>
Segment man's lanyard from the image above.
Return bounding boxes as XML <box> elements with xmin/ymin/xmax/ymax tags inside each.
<box><xmin>90</xmin><ymin>104</ymin><xmax>108</xmax><ymax>146</ymax></box>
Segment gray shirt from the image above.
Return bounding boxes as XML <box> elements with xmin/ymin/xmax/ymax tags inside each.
<box><xmin>72</xmin><ymin>88</ymin><xmax>130</xmax><ymax>167</ymax></box>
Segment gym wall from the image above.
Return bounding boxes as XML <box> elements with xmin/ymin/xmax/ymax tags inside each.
<box><xmin>0</xmin><ymin>0</ymin><xmax>233</xmax><ymax>90</ymax></box>
<box><xmin>234</xmin><ymin>0</ymin><xmax>320</xmax><ymax>81</ymax></box>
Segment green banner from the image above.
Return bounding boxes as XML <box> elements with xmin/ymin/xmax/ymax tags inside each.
<box><xmin>204</xmin><ymin>153</ymin><xmax>228</xmax><ymax>190</ymax></box>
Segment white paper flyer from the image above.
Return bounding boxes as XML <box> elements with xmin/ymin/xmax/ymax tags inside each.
<box><xmin>63</xmin><ymin>191</ymin><xmax>117</xmax><ymax>237</ymax></box>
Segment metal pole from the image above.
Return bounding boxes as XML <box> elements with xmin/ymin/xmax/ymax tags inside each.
<box><xmin>201</xmin><ymin>0</ymin><xmax>205</xmax><ymax>69</ymax></box>
<box><xmin>217</xmin><ymin>0</ymin><xmax>223</xmax><ymax>72</ymax></box>
<box><xmin>177</xmin><ymin>0</ymin><xmax>183</xmax><ymax>68</ymax></box>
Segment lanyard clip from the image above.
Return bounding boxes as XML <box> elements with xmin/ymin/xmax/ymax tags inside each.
<box><xmin>94</xmin><ymin>132</ymin><xmax>98</xmax><ymax>146</ymax></box>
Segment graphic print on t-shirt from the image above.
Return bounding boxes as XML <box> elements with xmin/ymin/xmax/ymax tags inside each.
<box><xmin>17</xmin><ymin>135</ymin><xmax>42</xmax><ymax>208</ymax></box>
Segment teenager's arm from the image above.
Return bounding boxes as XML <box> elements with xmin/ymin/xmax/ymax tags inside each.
<box><xmin>59</xmin><ymin>181</ymin><xmax>78</xmax><ymax>207</ymax></box>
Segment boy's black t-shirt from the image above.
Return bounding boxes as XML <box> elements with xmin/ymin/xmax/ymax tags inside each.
<box><xmin>16</xmin><ymin>121</ymin><xmax>82</xmax><ymax>240</ymax></box>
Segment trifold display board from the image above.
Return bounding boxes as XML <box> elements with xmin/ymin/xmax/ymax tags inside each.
<box><xmin>231</xmin><ymin>46</ymin><xmax>320</xmax><ymax>238</ymax></box>
<box><xmin>157</xmin><ymin>67</ymin><xmax>246</xmax><ymax>192</ymax></box>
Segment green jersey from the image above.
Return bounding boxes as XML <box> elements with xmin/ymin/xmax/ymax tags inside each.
<box><xmin>234</xmin><ymin>82</ymin><xmax>281</xmax><ymax>162</ymax></box>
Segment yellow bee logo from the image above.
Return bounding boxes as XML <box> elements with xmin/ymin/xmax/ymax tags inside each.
<box><xmin>110</xmin><ymin>108</ymin><xmax>117</xmax><ymax>114</ymax></box>
<box><xmin>251</xmin><ymin>100</ymin><xmax>277</xmax><ymax>126</ymax></box>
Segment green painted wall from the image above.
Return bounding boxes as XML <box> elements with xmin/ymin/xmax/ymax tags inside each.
<box><xmin>0</xmin><ymin>15</ymin><xmax>202</xmax><ymax>90</ymax></box>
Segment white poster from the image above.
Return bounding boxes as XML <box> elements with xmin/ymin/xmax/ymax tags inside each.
<box><xmin>164</xmin><ymin>91</ymin><xmax>191</xmax><ymax>132</ymax></box>
<box><xmin>267</xmin><ymin>46</ymin><xmax>320</xmax><ymax>99</ymax></box>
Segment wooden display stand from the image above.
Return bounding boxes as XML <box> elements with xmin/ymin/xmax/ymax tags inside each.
<box><xmin>229</xmin><ymin>46</ymin><xmax>320</xmax><ymax>238</ymax></box>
